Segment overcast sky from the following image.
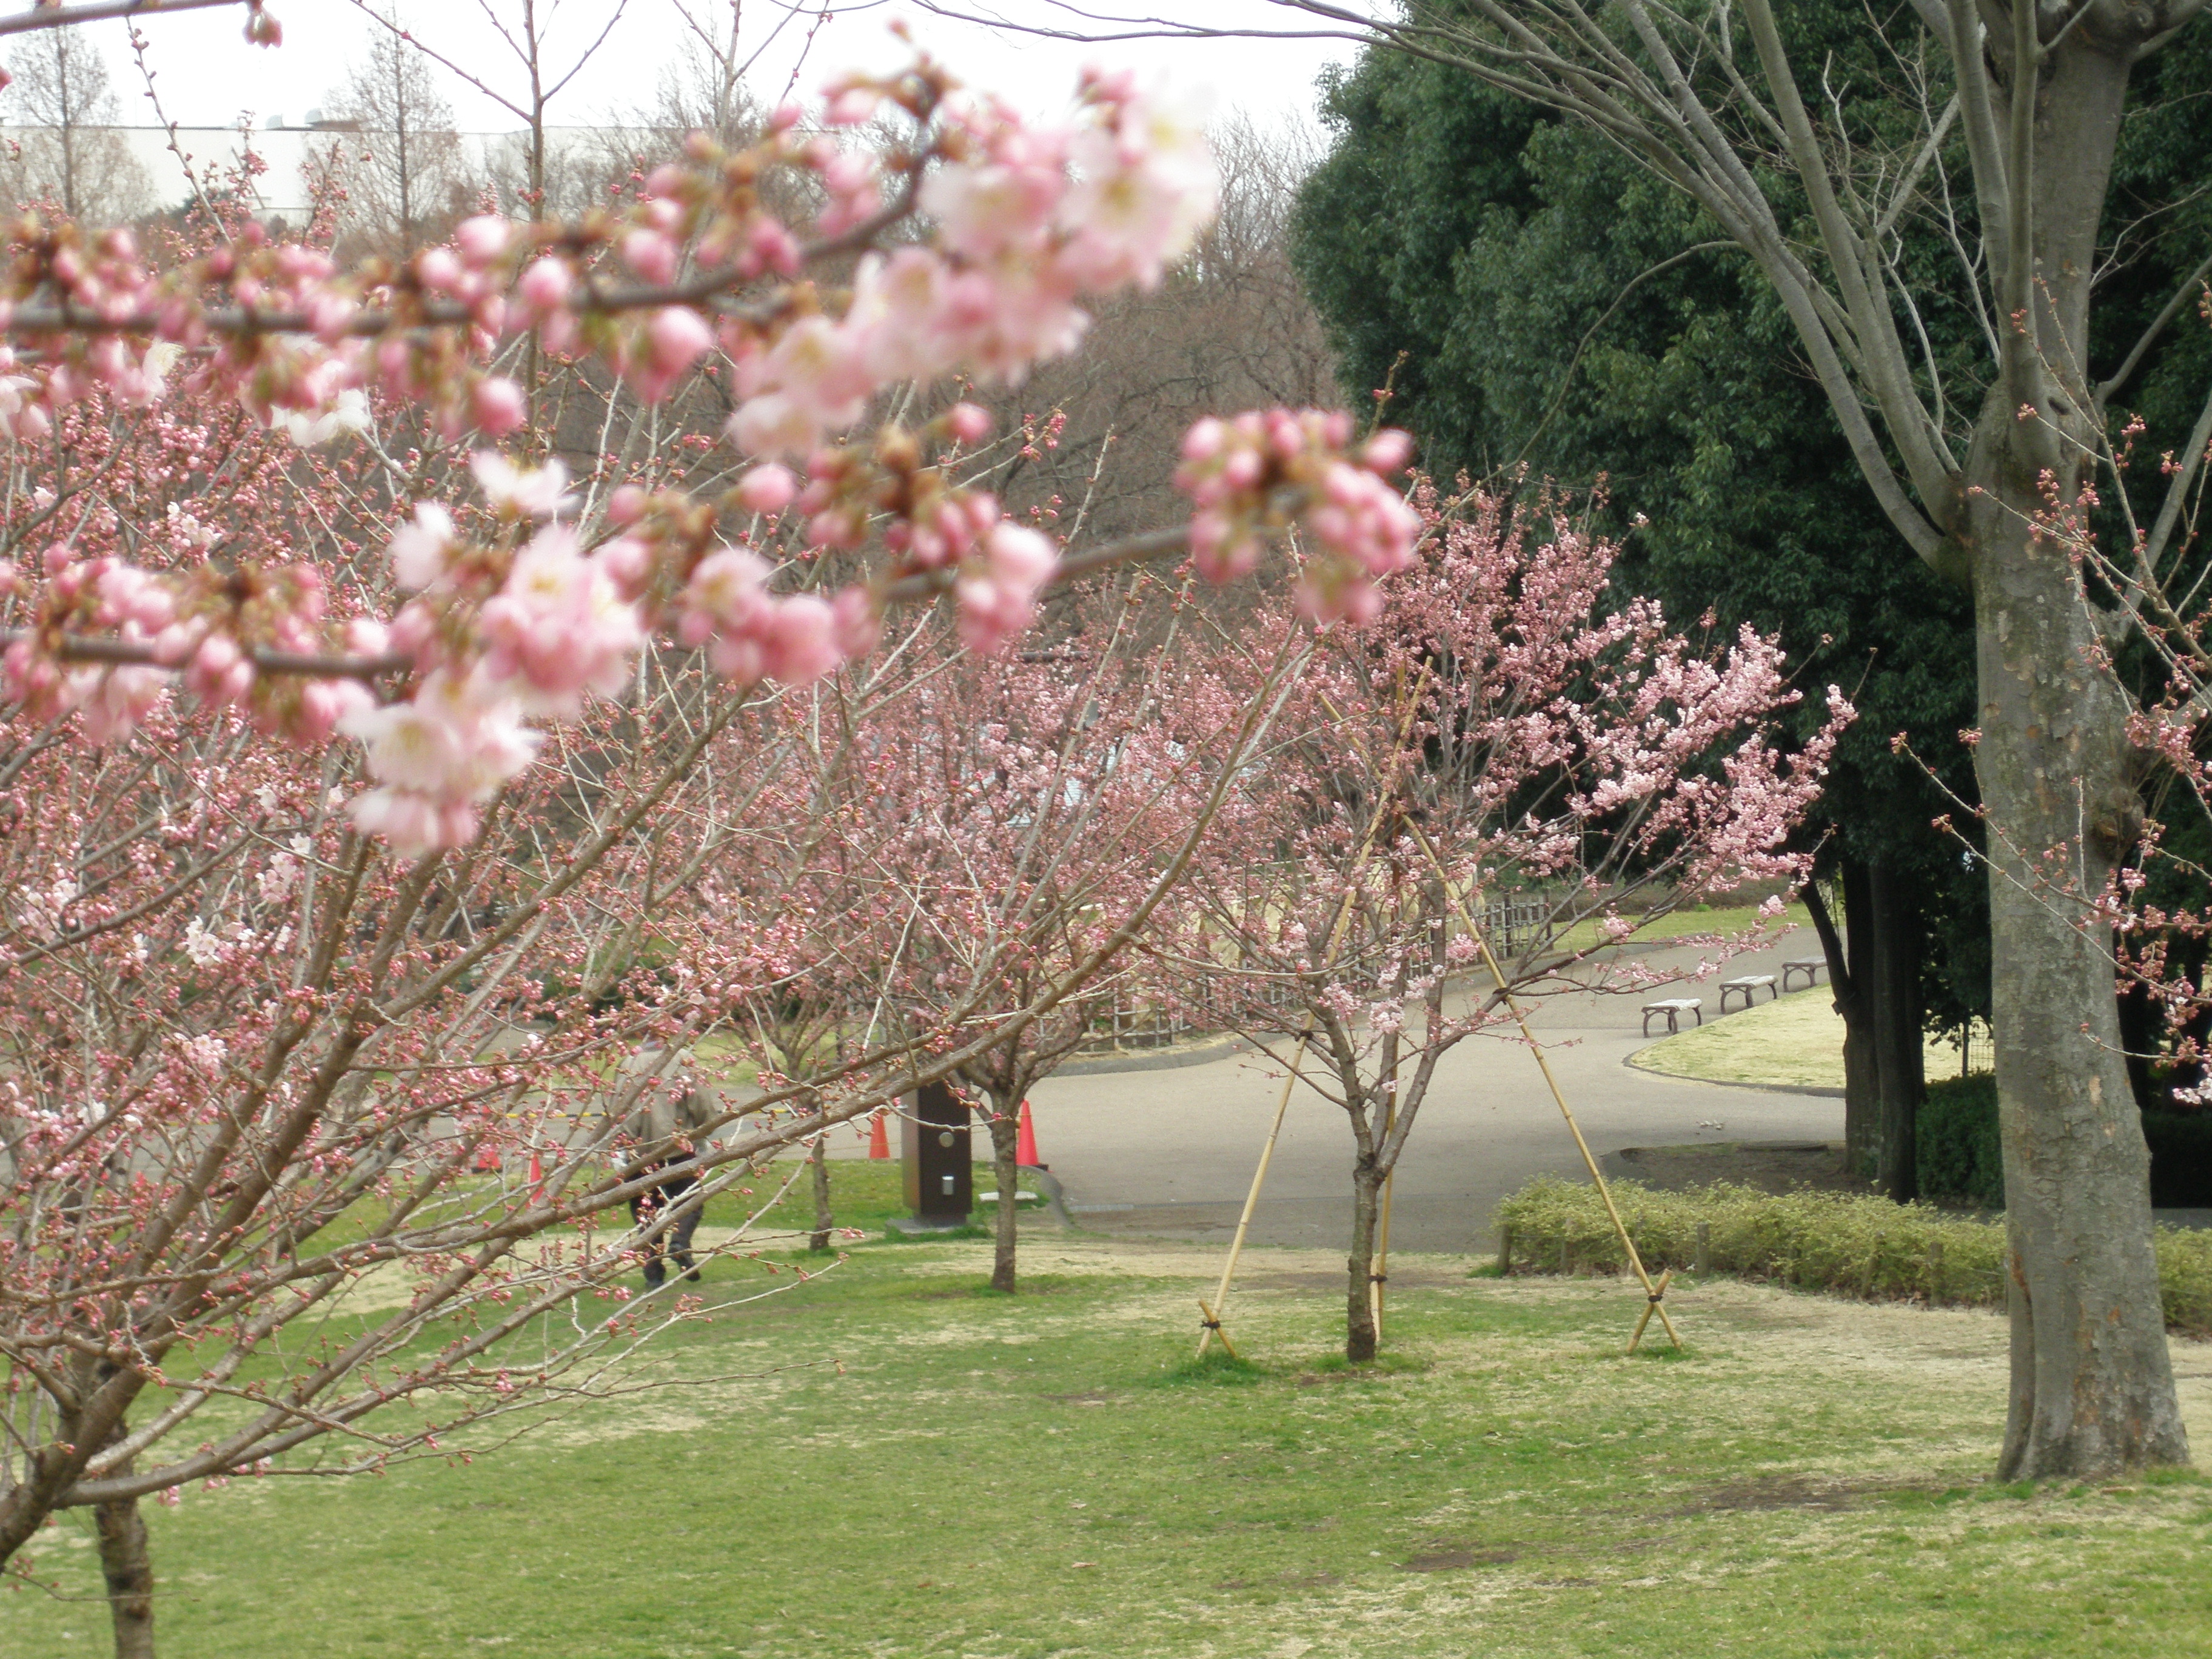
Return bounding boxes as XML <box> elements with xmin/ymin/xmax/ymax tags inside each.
<box><xmin>61</xmin><ymin>1</ymin><xmax>1366</xmax><ymax>135</ymax></box>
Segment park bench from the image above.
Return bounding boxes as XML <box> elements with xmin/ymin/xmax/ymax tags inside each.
<box><xmin>1640</xmin><ymin>997</ymin><xmax>1703</xmax><ymax>1036</ymax></box>
<box><xmin>1718</xmin><ymin>974</ymin><xmax>1777</xmax><ymax>1013</ymax></box>
<box><xmin>1781</xmin><ymin>957</ymin><xmax>1825</xmax><ymax>991</ymax></box>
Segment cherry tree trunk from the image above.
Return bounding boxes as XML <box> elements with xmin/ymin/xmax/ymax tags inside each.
<box><xmin>95</xmin><ymin>1489</ymin><xmax>155</xmax><ymax>1659</ymax></box>
<box><xmin>988</xmin><ymin>1102</ymin><xmax>1022</xmax><ymax>1295</ymax></box>
<box><xmin>808</xmin><ymin>1135</ymin><xmax>833</xmax><ymax>1255</ymax></box>
<box><xmin>1971</xmin><ymin>456</ymin><xmax>2188</xmax><ymax>1480</ymax></box>
<box><xmin>1344</xmin><ymin>1157</ymin><xmax>1384</xmax><ymax>1362</ymax></box>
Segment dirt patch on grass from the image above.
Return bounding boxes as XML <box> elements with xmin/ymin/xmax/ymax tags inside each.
<box><xmin>1401</xmin><ymin>1545</ymin><xmax>1519</xmax><ymax>1572</ymax></box>
<box><xmin>1674</xmin><ymin>1474</ymin><xmax>1863</xmax><ymax>1515</ymax></box>
<box><xmin>1606</xmin><ymin>1141</ymin><xmax>1873</xmax><ymax>1198</ymax></box>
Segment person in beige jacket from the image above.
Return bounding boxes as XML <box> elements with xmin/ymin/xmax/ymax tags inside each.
<box><xmin>616</xmin><ymin>1038</ymin><xmax>719</xmax><ymax>1288</ymax></box>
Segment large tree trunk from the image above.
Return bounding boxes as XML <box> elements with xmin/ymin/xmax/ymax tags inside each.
<box><xmin>1971</xmin><ymin>424</ymin><xmax>2188</xmax><ymax>1480</ymax></box>
<box><xmin>987</xmin><ymin>1099</ymin><xmax>1021</xmax><ymax>1295</ymax></box>
<box><xmin>1957</xmin><ymin>29</ymin><xmax>2191</xmax><ymax>1481</ymax></box>
<box><xmin>1825</xmin><ymin>863</ymin><xmax>1882</xmax><ymax>1178</ymax></box>
<box><xmin>1866</xmin><ymin>863</ymin><xmax>1924</xmax><ymax>1201</ymax></box>
<box><xmin>1344</xmin><ymin>1156</ymin><xmax>1383</xmax><ymax>1362</ymax></box>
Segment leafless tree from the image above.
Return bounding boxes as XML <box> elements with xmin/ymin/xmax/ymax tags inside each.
<box><xmin>0</xmin><ymin>24</ymin><xmax>153</xmax><ymax>219</ymax></box>
<box><xmin>991</xmin><ymin>115</ymin><xmax>1340</xmax><ymax>545</ymax></box>
<box><xmin>312</xmin><ymin>10</ymin><xmax>474</xmax><ymax>257</ymax></box>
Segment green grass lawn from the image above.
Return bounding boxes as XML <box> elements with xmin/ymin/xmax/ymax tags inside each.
<box><xmin>1632</xmin><ymin>985</ymin><xmax>1987</xmax><ymax>1090</ymax></box>
<box><xmin>5</xmin><ymin>1235</ymin><xmax>2207</xmax><ymax>1658</ymax></box>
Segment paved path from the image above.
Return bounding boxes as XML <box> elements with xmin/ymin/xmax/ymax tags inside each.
<box><xmin>1022</xmin><ymin>936</ymin><xmax>1839</xmax><ymax>1254</ymax></box>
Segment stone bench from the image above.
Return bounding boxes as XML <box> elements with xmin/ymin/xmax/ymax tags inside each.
<box><xmin>1719</xmin><ymin>974</ymin><xmax>1777</xmax><ymax>1013</ymax></box>
<box><xmin>1640</xmin><ymin>998</ymin><xmax>1703</xmax><ymax>1036</ymax></box>
<box><xmin>1781</xmin><ymin>957</ymin><xmax>1825</xmax><ymax>991</ymax></box>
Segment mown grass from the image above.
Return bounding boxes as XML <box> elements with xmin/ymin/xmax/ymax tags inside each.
<box><xmin>4</xmin><ymin>1234</ymin><xmax>2208</xmax><ymax>1658</ymax></box>
<box><xmin>1632</xmin><ymin>985</ymin><xmax>1988</xmax><ymax>1090</ymax></box>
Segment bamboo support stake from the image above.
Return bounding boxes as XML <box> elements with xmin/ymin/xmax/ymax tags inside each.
<box><xmin>1198</xmin><ymin>677</ymin><xmax>1426</xmax><ymax>1359</ymax></box>
<box><xmin>1409</xmin><ymin>824</ymin><xmax>1681</xmax><ymax>1353</ymax></box>
<box><xmin>1196</xmin><ymin>1050</ymin><xmax>1302</xmax><ymax>1358</ymax></box>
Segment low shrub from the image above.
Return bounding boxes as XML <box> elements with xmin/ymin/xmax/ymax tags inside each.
<box><xmin>1491</xmin><ymin>1175</ymin><xmax>2212</xmax><ymax>1336</ymax></box>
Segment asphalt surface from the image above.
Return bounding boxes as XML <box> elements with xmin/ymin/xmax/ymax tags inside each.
<box><xmin>1019</xmin><ymin>936</ymin><xmax>1842</xmax><ymax>1255</ymax></box>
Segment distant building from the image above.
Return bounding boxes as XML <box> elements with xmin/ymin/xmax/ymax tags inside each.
<box><xmin>0</xmin><ymin>117</ymin><xmax>653</xmax><ymax>227</ymax></box>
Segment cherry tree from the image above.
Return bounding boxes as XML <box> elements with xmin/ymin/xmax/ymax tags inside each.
<box><xmin>1168</xmin><ymin>487</ymin><xmax>1850</xmax><ymax>1360</ymax></box>
<box><xmin>0</xmin><ymin>16</ymin><xmax>1426</xmax><ymax>1652</ymax></box>
<box><xmin>853</xmin><ymin>574</ymin><xmax>1306</xmax><ymax>1291</ymax></box>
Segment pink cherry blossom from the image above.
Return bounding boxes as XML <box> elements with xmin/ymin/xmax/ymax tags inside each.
<box><xmin>471</xmin><ymin>452</ymin><xmax>574</xmax><ymax>519</ymax></box>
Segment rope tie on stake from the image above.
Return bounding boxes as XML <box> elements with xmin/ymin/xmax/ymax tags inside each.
<box><xmin>1407</xmin><ymin>823</ymin><xmax>1682</xmax><ymax>1355</ymax></box>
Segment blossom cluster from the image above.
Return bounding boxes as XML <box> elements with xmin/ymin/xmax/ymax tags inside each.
<box><xmin>0</xmin><ymin>56</ymin><xmax>1419</xmax><ymax>856</ymax></box>
<box><xmin>1175</xmin><ymin>409</ymin><xmax>1421</xmax><ymax>622</ymax></box>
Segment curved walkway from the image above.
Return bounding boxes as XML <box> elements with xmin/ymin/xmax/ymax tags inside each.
<box><xmin>1022</xmin><ymin>936</ymin><xmax>1840</xmax><ymax>1253</ymax></box>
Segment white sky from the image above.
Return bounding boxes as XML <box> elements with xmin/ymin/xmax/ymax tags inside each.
<box><xmin>65</xmin><ymin>1</ymin><xmax>1364</xmax><ymax>135</ymax></box>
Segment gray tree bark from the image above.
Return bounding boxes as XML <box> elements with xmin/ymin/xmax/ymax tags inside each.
<box><xmin>987</xmin><ymin>1098</ymin><xmax>1022</xmax><ymax>1295</ymax></box>
<box><xmin>95</xmin><ymin>1487</ymin><xmax>155</xmax><ymax>1659</ymax></box>
<box><xmin>1970</xmin><ymin>406</ymin><xmax>2187</xmax><ymax>1478</ymax></box>
<box><xmin>1344</xmin><ymin>1153</ymin><xmax>1384</xmax><ymax>1363</ymax></box>
<box><xmin>808</xmin><ymin>1131</ymin><xmax>832</xmax><ymax>1255</ymax></box>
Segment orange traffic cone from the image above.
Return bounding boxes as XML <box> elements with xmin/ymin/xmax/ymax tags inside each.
<box><xmin>1016</xmin><ymin>1099</ymin><xmax>1043</xmax><ymax>1169</ymax></box>
<box><xmin>868</xmin><ymin>1108</ymin><xmax>890</xmax><ymax>1159</ymax></box>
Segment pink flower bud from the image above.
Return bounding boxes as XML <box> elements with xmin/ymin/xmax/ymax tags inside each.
<box><xmin>245</xmin><ymin>3</ymin><xmax>282</xmax><ymax>46</ymax></box>
<box><xmin>736</xmin><ymin>464</ymin><xmax>797</xmax><ymax>515</ymax></box>
<box><xmin>607</xmin><ymin>486</ymin><xmax>648</xmax><ymax>527</ymax></box>
<box><xmin>518</xmin><ymin>256</ymin><xmax>572</xmax><ymax>315</ymax></box>
<box><xmin>622</xmin><ymin>229</ymin><xmax>679</xmax><ymax>287</ymax></box>
<box><xmin>456</xmin><ymin>216</ymin><xmax>512</xmax><ymax>266</ymax></box>
<box><xmin>947</xmin><ymin>403</ymin><xmax>992</xmax><ymax>446</ymax></box>
<box><xmin>346</xmin><ymin>618</ymin><xmax>392</xmax><ymax>655</ymax></box>
<box><xmin>471</xmin><ymin>377</ymin><xmax>526</xmax><ymax>436</ymax></box>
<box><xmin>1181</xmin><ymin>418</ymin><xmax>1225</xmax><ymax>463</ymax></box>
<box><xmin>646</xmin><ymin>306</ymin><xmax>713</xmax><ymax>378</ymax></box>
<box><xmin>417</xmin><ymin>247</ymin><xmax>462</xmax><ymax>294</ymax></box>
<box><xmin>831</xmin><ymin>586</ymin><xmax>880</xmax><ymax>659</ymax></box>
<box><xmin>1362</xmin><ymin>429</ymin><xmax>1414</xmax><ymax>475</ymax></box>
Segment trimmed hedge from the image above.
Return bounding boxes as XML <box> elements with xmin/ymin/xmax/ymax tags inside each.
<box><xmin>1915</xmin><ymin>1072</ymin><xmax>2212</xmax><ymax>1208</ymax></box>
<box><xmin>1492</xmin><ymin>1175</ymin><xmax>2212</xmax><ymax>1336</ymax></box>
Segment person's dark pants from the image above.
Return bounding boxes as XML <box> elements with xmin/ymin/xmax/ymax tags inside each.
<box><xmin>630</xmin><ymin>1171</ymin><xmax>702</xmax><ymax>1287</ymax></box>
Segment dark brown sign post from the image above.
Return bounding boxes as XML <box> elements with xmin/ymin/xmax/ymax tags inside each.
<box><xmin>896</xmin><ymin>1081</ymin><xmax>973</xmax><ymax>1232</ymax></box>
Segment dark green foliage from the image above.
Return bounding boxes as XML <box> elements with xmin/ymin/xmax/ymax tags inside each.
<box><xmin>1914</xmin><ymin>1074</ymin><xmax>2212</xmax><ymax>1208</ymax></box>
<box><xmin>1918</xmin><ymin>1075</ymin><xmax>2003</xmax><ymax>1208</ymax></box>
<box><xmin>1292</xmin><ymin>39</ymin><xmax>1988</xmax><ymax>1033</ymax></box>
<box><xmin>2147</xmin><ymin>1113</ymin><xmax>2212</xmax><ymax>1209</ymax></box>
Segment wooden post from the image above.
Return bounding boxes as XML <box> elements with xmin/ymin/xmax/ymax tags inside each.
<box><xmin>1928</xmin><ymin>1239</ymin><xmax>1945</xmax><ymax>1304</ymax></box>
<box><xmin>1496</xmin><ymin>1223</ymin><xmax>1515</xmax><ymax>1276</ymax></box>
<box><xmin>1694</xmin><ymin>1221</ymin><xmax>1711</xmax><ymax>1276</ymax></box>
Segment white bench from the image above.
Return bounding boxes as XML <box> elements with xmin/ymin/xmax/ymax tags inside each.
<box><xmin>1719</xmin><ymin>974</ymin><xmax>1777</xmax><ymax>1013</ymax></box>
<box><xmin>1781</xmin><ymin>957</ymin><xmax>1825</xmax><ymax>991</ymax></box>
<box><xmin>1641</xmin><ymin>998</ymin><xmax>1703</xmax><ymax>1036</ymax></box>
